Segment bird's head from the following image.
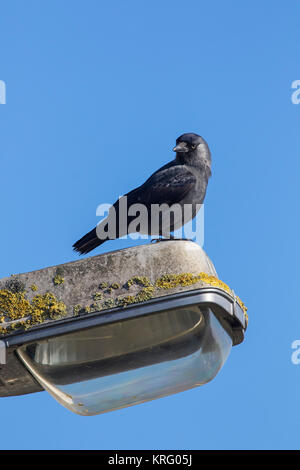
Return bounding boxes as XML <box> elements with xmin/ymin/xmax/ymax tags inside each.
<box><xmin>173</xmin><ymin>133</ymin><xmax>211</xmax><ymax>171</ymax></box>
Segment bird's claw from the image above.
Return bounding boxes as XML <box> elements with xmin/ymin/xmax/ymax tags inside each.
<box><xmin>150</xmin><ymin>238</ymin><xmax>162</xmax><ymax>243</ymax></box>
<box><xmin>150</xmin><ymin>237</ymin><xmax>195</xmax><ymax>243</ymax></box>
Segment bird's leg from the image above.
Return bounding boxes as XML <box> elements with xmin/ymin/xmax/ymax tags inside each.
<box><xmin>150</xmin><ymin>237</ymin><xmax>164</xmax><ymax>243</ymax></box>
<box><xmin>150</xmin><ymin>233</ymin><xmax>175</xmax><ymax>243</ymax></box>
<box><xmin>170</xmin><ymin>237</ymin><xmax>196</xmax><ymax>242</ymax></box>
<box><xmin>150</xmin><ymin>234</ymin><xmax>195</xmax><ymax>243</ymax></box>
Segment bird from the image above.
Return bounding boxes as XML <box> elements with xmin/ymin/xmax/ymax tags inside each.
<box><xmin>73</xmin><ymin>133</ymin><xmax>212</xmax><ymax>255</ymax></box>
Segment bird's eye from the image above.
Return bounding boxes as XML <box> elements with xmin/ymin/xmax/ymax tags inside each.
<box><xmin>191</xmin><ymin>145</ymin><xmax>196</xmax><ymax>150</ymax></box>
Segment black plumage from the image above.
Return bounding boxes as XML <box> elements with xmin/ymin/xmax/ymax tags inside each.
<box><xmin>73</xmin><ymin>133</ymin><xmax>212</xmax><ymax>255</ymax></box>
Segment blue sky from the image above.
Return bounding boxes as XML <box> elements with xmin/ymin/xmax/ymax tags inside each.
<box><xmin>0</xmin><ymin>0</ymin><xmax>300</xmax><ymax>450</ymax></box>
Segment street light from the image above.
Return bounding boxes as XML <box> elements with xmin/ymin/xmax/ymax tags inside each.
<box><xmin>0</xmin><ymin>241</ymin><xmax>247</xmax><ymax>415</ymax></box>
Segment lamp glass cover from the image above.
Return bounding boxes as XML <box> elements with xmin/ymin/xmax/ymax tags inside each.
<box><xmin>17</xmin><ymin>306</ymin><xmax>232</xmax><ymax>415</ymax></box>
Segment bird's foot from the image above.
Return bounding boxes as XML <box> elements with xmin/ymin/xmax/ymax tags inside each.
<box><xmin>150</xmin><ymin>237</ymin><xmax>195</xmax><ymax>243</ymax></box>
<box><xmin>150</xmin><ymin>238</ymin><xmax>163</xmax><ymax>243</ymax></box>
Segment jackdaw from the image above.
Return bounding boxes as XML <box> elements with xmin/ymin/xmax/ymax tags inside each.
<box><xmin>73</xmin><ymin>133</ymin><xmax>212</xmax><ymax>254</ymax></box>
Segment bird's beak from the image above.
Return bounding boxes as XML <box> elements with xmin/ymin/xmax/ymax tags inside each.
<box><xmin>173</xmin><ymin>142</ymin><xmax>189</xmax><ymax>153</ymax></box>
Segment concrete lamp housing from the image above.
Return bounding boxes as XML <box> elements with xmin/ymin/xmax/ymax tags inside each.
<box><xmin>0</xmin><ymin>241</ymin><xmax>247</xmax><ymax>416</ymax></box>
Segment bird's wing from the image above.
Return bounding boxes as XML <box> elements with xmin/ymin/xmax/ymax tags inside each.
<box><xmin>126</xmin><ymin>165</ymin><xmax>197</xmax><ymax>206</ymax></box>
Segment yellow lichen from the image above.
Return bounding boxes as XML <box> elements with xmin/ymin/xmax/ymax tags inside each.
<box><xmin>0</xmin><ymin>289</ymin><xmax>32</xmax><ymax>320</ymax></box>
<box><xmin>235</xmin><ymin>295</ymin><xmax>248</xmax><ymax>321</ymax></box>
<box><xmin>155</xmin><ymin>273</ymin><xmax>202</xmax><ymax>289</ymax></box>
<box><xmin>110</xmin><ymin>283</ymin><xmax>120</xmax><ymax>290</ymax></box>
<box><xmin>0</xmin><ymin>288</ymin><xmax>67</xmax><ymax>334</ymax></box>
<box><xmin>90</xmin><ymin>302</ymin><xmax>102</xmax><ymax>312</ymax></box>
<box><xmin>125</xmin><ymin>276</ymin><xmax>151</xmax><ymax>289</ymax></box>
<box><xmin>99</xmin><ymin>282</ymin><xmax>108</xmax><ymax>290</ymax></box>
<box><xmin>93</xmin><ymin>292</ymin><xmax>104</xmax><ymax>301</ymax></box>
<box><xmin>0</xmin><ymin>270</ymin><xmax>247</xmax><ymax>335</ymax></box>
<box><xmin>117</xmin><ymin>295</ymin><xmax>136</xmax><ymax>307</ymax></box>
<box><xmin>73</xmin><ymin>304</ymin><xmax>82</xmax><ymax>315</ymax></box>
<box><xmin>31</xmin><ymin>292</ymin><xmax>67</xmax><ymax>321</ymax></box>
<box><xmin>53</xmin><ymin>274</ymin><xmax>64</xmax><ymax>286</ymax></box>
<box><xmin>135</xmin><ymin>286</ymin><xmax>155</xmax><ymax>302</ymax></box>
<box><xmin>155</xmin><ymin>272</ymin><xmax>248</xmax><ymax>319</ymax></box>
<box><xmin>81</xmin><ymin>273</ymin><xmax>247</xmax><ymax>320</ymax></box>
<box><xmin>117</xmin><ymin>286</ymin><xmax>155</xmax><ymax>307</ymax></box>
<box><xmin>102</xmin><ymin>298</ymin><xmax>115</xmax><ymax>309</ymax></box>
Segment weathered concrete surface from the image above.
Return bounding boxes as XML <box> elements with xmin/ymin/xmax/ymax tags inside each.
<box><xmin>0</xmin><ymin>242</ymin><xmax>248</xmax><ymax>399</ymax></box>
<box><xmin>0</xmin><ymin>240</ymin><xmax>218</xmax><ymax>333</ymax></box>
<box><xmin>0</xmin><ymin>241</ymin><xmax>221</xmax><ymax>398</ymax></box>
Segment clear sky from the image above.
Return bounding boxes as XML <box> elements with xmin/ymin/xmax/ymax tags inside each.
<box><xmin>0</xmin><ymin>0</ymin><xmax>300</xmax><ymax>450</ymax></box>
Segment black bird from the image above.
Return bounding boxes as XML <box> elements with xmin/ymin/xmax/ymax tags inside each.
<box><xmin>73</xmin><ymin>133</ymin><xmax>212</xmax><ymax>255</ymax></box>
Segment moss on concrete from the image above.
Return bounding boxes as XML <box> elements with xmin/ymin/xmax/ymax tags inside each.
<box><xmin>110</xmin><ymin>283</ymin><xmax>120</xmax><ymax>290</ymax></box>
<box><xmin>73</xmin><ymin>304</ymin><xmax>82</xmax><ymax>316</ymax></box>
<box><xmin>102</xmin><ymin>298</ymin><xmax>115</xmax><ymax>309</ymax></box>
<box><xmin>99</xmin><ymin>282</ymin><xmax>109</xmax><ymax>290</ymax></box>
<box><xmin>53</xmin><ymin>274</ymin><xmax>64</xmax><ymax>286</ymax></box>
<box><xmin>53</xmin><ymin>267</ymin><xmax>65</xmax><ymax>286</ymax></box>
<box><xmin>5</xmin><ymin>278</ymin><xmax>26</xmax><ymax>293</ymax></box>
<box><xmin>155</xmin><ymin>272</ymin><xmax>248</xmax><ymax>318</ymax></box>
<box><xmin>93</xmin><ymin>292</ymin><xmax>104</xmax><ymax>301</ymax></box>
<box><xmin>0</xmin><ymin>269</ymin><xmax>247</xmax><ymax>336</ymax></box>
<box><xmin>125</xmin><ymin>276</ymin><xmax>151</xmax><ymax>289</ymax></box>
<box><xmin>0</xmin><ymin>288</ymin><xmax>67</xmax><ymax>335</ymax></box>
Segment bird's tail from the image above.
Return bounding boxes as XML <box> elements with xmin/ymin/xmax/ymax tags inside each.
<box><xmin>73</xmin><ymin>227</ymin><xmax>106</xmax><ymax>255</ymax></box>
